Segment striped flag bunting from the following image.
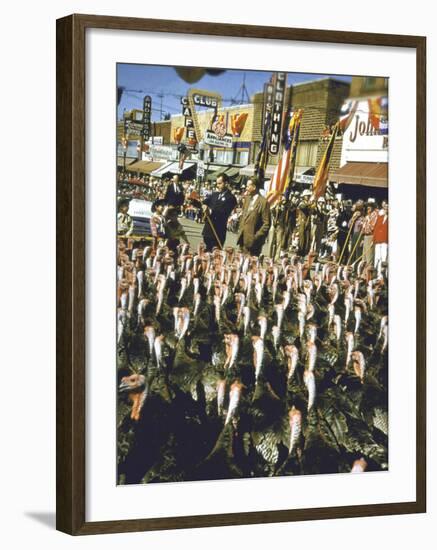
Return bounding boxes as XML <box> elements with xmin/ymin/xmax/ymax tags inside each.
<box><xmin>265</xmin><ymin>109</ymin><xmax>303</xmax><ymax>207</ymax></box>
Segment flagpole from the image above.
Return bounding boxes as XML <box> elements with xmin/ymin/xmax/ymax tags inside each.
<box><xmin>202</xmin><ymin>209</ymin><xmax>223</xmax><ymax>250</ymax></box>
<box><xmin>346</xmin><ymin>226</ymin><xmax>365</xmax><ymax>266</ymax></box>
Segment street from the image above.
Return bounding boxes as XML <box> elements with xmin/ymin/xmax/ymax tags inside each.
<box><xmin>180</xmin><ymin>215</ymin><xmax>273</xmax><ymax>256</ymax></box>
<box><xmin>180</xmin><ymin>216</ymin><xmax>238</xmax><ymax>251</ymax></box>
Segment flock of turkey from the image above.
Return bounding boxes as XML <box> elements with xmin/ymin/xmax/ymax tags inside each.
<box><xmin>117</xmin><ymin>241</ymin><xmax>388</xmax><ymax>485</ymax></box>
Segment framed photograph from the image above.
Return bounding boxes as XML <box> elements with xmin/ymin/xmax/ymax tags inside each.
<box><xmin>56</xmin><ymin>14</ymin><xmax>426</xmax><ymax>535</ymax></box>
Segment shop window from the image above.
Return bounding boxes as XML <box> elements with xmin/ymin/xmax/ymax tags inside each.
<box><xmin>236</xmin><ymin>150</ymin><xmax>249</xmax><ymax>165</ymax></box>
<box><xmin>296</xmin><ymin>141</ymin><xmax>318</xmax><ymax>167</ymax></box>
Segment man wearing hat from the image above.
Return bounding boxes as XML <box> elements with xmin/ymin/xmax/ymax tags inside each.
<box><xmin>117</xmin><ymin>198</ymin><xmax>133</xmax><ymax>237</ymax></box>
<box><xmin>373</xmin><ymin>200</ymin><xmax>388</xmax><ymax>268</ymax></box>
<box><xmin>297</xmin><ymin>189</ymin><xmax>312</xmax><ymax>256</ymax></box>
<box><xmin>201</xmin><ymin>173</ymin><xmax>237</xmax><ymax>251</ymax></box>
<box><xmin>237</xmin><ymin>177</ymin><xmax>271</xmax><ymax>256</ymax></box>
<box><xmin>150</xmin><ymin>198</ymin><xmax>166</xmax><ymax>250</ymax></box>
<box><xmin>310</xmin><ymin>196</ymin><xmax>327</xmax><ymax>254</ymax></box>
<box><xmin>271</xmin><ymin>194</ymin><xmax>298</xmax><ymax>260</ymax></box>
<box><xmin>348</xmin><ymin>200</ymin><xmax>364</xmax><ymax>263</ymax></box>
<box><xmin>362</xmin><ymin>201</ymin><xmax>378</xmax><ymax>265</ymax></box>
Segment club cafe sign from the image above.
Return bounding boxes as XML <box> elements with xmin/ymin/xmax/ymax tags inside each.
<box><xmin>184</xmin><ymin>89</ymin><xmax>233</xmax><ymax>148</ymax></box>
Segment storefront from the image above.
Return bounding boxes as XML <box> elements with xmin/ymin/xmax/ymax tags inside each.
<box><xmin>330</xmin><ymin>161</ymin><xmax>388</xmax><ymax>201</ymax></box>
<box><xmin>331</xmin><ymin>90</ymin><xmax>388</xmax><ymax>201</ymax></box>
<box><xmin>239</xmin><ymin>164</ymin><xmax>277</xmax><ymax>179</ymax></box>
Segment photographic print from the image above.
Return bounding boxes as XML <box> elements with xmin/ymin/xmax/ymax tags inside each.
<box><xmin>116</xmin><ymin>63</ymin><xmax>389</xmax><ymax>485</ymax></box>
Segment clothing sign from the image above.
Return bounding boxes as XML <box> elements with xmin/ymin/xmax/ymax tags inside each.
<box><xmin>268</xmin><ymin>72</ymin><xmax>287</xmax><ymax>155</ymax></box>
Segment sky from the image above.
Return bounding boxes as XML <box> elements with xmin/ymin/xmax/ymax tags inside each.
<box><xmin>117</xmin><ymin>64</ymin><xmax>352</xmax><ymax>122</ymax></box>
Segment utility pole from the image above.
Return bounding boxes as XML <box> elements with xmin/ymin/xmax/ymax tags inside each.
<box><xmin>157</xmin><ymin>92</ymin><xmax>164</xmax><ymax>120</ymax></box>
<box><xmin>231</xmin><ymin>73</ymin><xmax>250</xmax><ymax>105</ymax></box>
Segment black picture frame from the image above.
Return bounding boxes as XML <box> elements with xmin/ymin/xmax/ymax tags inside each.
<box><xmin>56</xmin><ymin>13</ymin><xmax>426</xmax><ymax>535</ymax></box>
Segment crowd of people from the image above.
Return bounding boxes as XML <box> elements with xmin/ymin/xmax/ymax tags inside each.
<box><xmin>117</xmin><ymin>170</ymin><xmax>388</xmax><ymax>271</ymax></box>
<box><xmin>269</xmin><ymin>192</ymin><xmax>388</xmax><ymax>268</ymax></box>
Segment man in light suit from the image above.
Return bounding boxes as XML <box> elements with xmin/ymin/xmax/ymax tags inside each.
<box><xmin>237</xmin><ymin>178</ymin><xmax>271</xmax><ymax>256</ymax></box>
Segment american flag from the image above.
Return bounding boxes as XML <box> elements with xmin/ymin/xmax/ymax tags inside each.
<box><xmin>265</xmin><ymin>109</ymin><xmax>303</xmax><ymax>206</ymax></box>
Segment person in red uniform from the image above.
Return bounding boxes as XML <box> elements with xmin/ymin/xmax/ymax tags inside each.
<box><xmin>373</xmin><ymin>200</ymin><xmax>388</xmax><ymax>267</ymax></box>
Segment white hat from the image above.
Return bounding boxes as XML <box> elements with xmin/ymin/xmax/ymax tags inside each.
<box><xmin>302</xmin><ymin>189</ymin><xmax>312</xmax><ymax>197</ymax></box>
<box><xmin>318</xmin><ymin>196</ymin><xmax>326</xmax><ymax>202</ymax></box>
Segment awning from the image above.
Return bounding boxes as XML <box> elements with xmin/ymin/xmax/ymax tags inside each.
<box><xmin>226</xmin><ymin>167</ymin><xmax>241</xmax><ymax>178</ymax></box>
<box><xmin>206</xmin><ymin>167</ymin><xmax>226</xmax><ymax>181</ymax></box>
<box><xmin>126</xmin><ymin>160</ymin><xmax>164</xmax><ymax>174</ymax></box>
<box><xmin>330</xmin><ymin>162</ymin><xmax>388</xmax><ymax>188</ymax></box>
<box><xmin>239</xmin><ymin>164</ymin><xmax>277</xmax><ymax>178</ymax></box>
<box><xmin>206</xmin><ymin>165</ymin><xmax>242</xmax><ymax>181</ymax></box>
<box><xmin>117</xmin><ymin>156</ymin><xmax>137</xmax><ymax>167</ymax></box>
<box><xmin>294</xmin><ymin>167</ymin><xmax>315</xmax><ymax>184</ymax></box>
<box><xmin>151</xmin><ymin>161</ymin><xmax>196</xmax><ymax>178</ymax></box>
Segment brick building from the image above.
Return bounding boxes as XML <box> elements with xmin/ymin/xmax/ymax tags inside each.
<box><xmin>170</xmin><ymin>102</ymin><xmax>255</xmax><ymax>168</ymax></box>
<box><xmin>246</xmin><ymin>78</ymin><xmax>350</xmax><ymax>183</ymax></box>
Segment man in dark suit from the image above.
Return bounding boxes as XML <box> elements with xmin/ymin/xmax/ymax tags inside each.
<box><xmin>237</xmin><ymin>177</ymin><xmax>271</xmax><ymax>256</ymax></box>
<box><xmin>164</xmin><ymin>174</ymin><xmax>185</xmax><ymax>212</ymax></box>
<box><xmin>202</xmin><ymin>173</ymin><xmax>237</xmax><ymax>251</ymax></box>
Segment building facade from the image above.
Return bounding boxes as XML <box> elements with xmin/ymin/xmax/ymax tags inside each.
<box><xmin>250</xmin><ymin>78</ymin><xmax>350</xmax><ymax>184</ymax></box>
<box><xmin>170</xmin><ymin>102</ymin><xmax>255</xmax><ymax>168</ymax></box>
<box><xmin>330</xmin><ymin>76</ymin><xmax>389</xmax><ymax>200</ymax></box>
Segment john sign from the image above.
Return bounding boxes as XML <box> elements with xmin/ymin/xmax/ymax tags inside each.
<box><xmin>341</xmin><ymin>97</ymin><xmax>389</xmax><ymax>164</ymax></box>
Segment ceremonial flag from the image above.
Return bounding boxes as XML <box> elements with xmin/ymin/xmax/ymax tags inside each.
<box><xmin>266</xmin><ymin>109</ymin><xmax>303</xmax><ymax>206</ymax></box>
<box><xmin>283</xmin><ymin>109</ymin><xmax>303</xmax><ymax>195</ymax></box>
<box><xmin>312</xmin><ymin>122</ymin><xmax>339</xmax><ymax>200</ymax></box>
<box><xmin>254</xmin><ymin>111</ymin><xmax>271</xmax><ymax>183</ymax></box>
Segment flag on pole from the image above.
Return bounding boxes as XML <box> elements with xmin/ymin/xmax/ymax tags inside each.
<box><xmin>283</xmin><ymin>109</ymin><xmax>303</xmax><ymax>195</ymax></box>
<box><xmin>312</xmin><ymin>122</ymin><xmax>339</xmax><ymax>200</ymax></box>
<box><xmin>254</xmin><ymin>111</ymin><xmax>271</xmax><ymax>183</ymax></box>
<box><xmin>265</xmin><ymin>109</ymin><xmax>303</xmax><ymax>206</ymax></box>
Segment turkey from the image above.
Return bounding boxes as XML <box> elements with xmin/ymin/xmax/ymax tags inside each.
<box><xmin>117</xmin><ymin>240</ymin><xmax>388</xmax><ymax>484</ymax></box>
